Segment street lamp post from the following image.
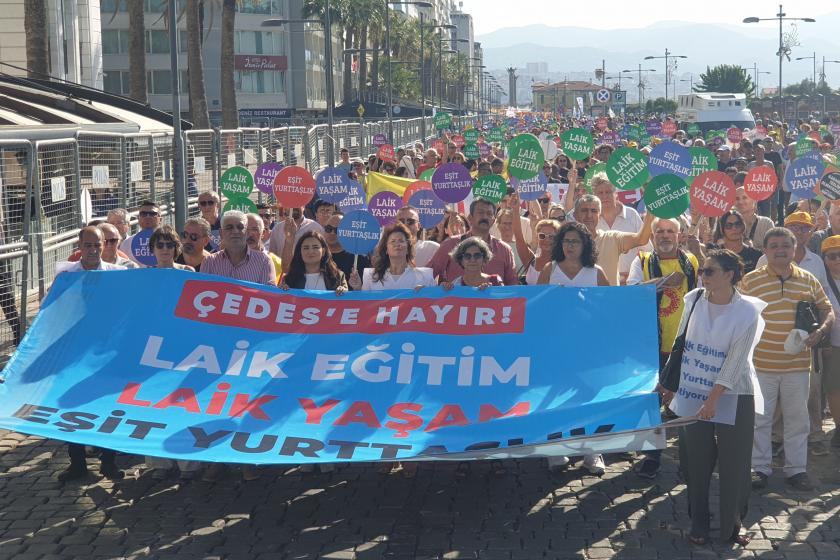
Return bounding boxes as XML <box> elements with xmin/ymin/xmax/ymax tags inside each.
<box><xmin>679</xmin><ymin>74</ymin><xmax>694</xmax><ymax>93</ymax></box>
<box><xmin>168</xmin><ymin>0</ymin><xmax>187</xmax><ymax>232</ymax></box>
<box><xmin>385</xmin><ymin>1</ymin><xmax>432</xmax><ymax>144</ymax></box>
<box><xmin>624</xmin><ymin>66</ymin><xmax>656</xmax><ymax>109</ymax></box>
<box><xmin>744</xmin><ymin>4</ymin><xmax>816</xmax><ymax>225</ymax></box>
<box><xmin>740</xmin><ymin>63</ymin><xmax>771</xmax><ymax>94</ymax></box>
<box><xmin>795</xmin><ymin>51</ymin><xmax>818</xmax><ymax>93</ymax></box>
<box><xmin>263</xmin><ymin>5</ymin><xmax>337</xmax><ymax>167</ymax></box>
<box><xmin>644</xmin><ymin>49</ymin><xmax>687</xmax><ymax>103</ymax></box>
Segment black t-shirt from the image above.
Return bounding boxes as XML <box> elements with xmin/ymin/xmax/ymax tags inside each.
<box><xmin>331</xmin><ymin>250</ymin><xmax>370</xmax><ymax>289</ymax></box>
<box><xmin>764</xmin><ymin>151</ymin><xmax>783</xmax><ymax>170</ymax></box>
<box><xmin>175</xmin><ymin>254</ymin><xmax>201</xmax><ymax>272</ymax></box>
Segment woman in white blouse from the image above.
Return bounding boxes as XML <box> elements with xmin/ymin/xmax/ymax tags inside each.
<box><xmin>349</xmin><ymin>222</ymin><xmax>435</xmax><ymax>291</ymax></box>
<box><xmin>667</xmin><ymin>248</ymin><xmax>766</xmax><ymax>547</ymax></box>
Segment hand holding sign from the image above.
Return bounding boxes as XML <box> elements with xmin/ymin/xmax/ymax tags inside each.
<box><xmin>337</xmin><ymin>210</ymin><xmax>381</xmax><ymax>255</ymax></box>
<box><xmin>644</xmin><ymin>174</ymin><xmax>689</xmax><ymax>219</ymax></box>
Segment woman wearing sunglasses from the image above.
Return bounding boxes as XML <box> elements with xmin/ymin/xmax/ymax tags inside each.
<box><xmin>509</xmin><ymin>192</ymin><xmax>561</xmax><ymax>285</ymax></box>
<box><xmin>668</xmin><ymin>249</ymin><xmax>766</xmax><ymax>547</ymax></box>
<box><xmin>707</xmin><ymin>209</ymin><xmax>762</xmax><ymax>274</ymax></box>
<box><xmin>441</xmin><ymin>237</ymin><xmax>502</xmax><ymax>289</ymax></box>
<box><xmin>150</xmin><ymin>225</ymin><xmax>194</xmax><ymax>271</ymax></box>
<box><xmin>820</xmin><ymin>236</ymin><xmax>840</xmax><ymax>451</ymax></box>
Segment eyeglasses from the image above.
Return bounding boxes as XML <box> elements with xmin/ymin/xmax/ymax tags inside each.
<box><xmin>825</xmin><ymin>252</ymin><xmax>840</xmax><ymax>261</ymax></box>
<box><xmin>181</xmin><ymin>231</ymin><xmax>204</xmax><ymax>241</ymax></box>
<box><xmin>723</xmin><ymin>221</ymin><xmax>744</xmax><ymax>229</ymax></box>
<box><xmin>461</xmin><ymin>252</ymin><xmax>485</xmax><ymax>261</ymax></box>
<box><xmin>787</xmin><ymin>225</ymin><xmax>812</xmax><ymax>233</ymax></box>
<box><xmin>324</xmin><ymin>225</ymin><xmax>338</xmax><ymax>234</ymax></box>
<box><xmin>562</xmin><ymin>238</ymin><xmax>582</xmax><ymax>246</ymax></box>
<box><xmin>538</xmin><ymin>198</ymin><xmax>550</xmax><ymax>204</ymax></box>
<box><xmin>104</xmin><ymin>238</ymin><xmax>119</xmax><ymax>245</ymax></box>
<box><xmin>259</xmin><ymin>213</ymin><xmax>273</xmax><ymax>220</ymax></box>
<box><xmin>399</xmin><ymin>218</ymin><xmax>418</xmax><ymax>226</ymax></box>
<box><xmin>537</xmin><ymin>232</ymin><xmax>556</xmax><ymax>240</ymax></box>
<box><xmin>155</xmin><ymin>242</ymin><xmax>177</xmax><ymax>249</ymax></box>
<box><xmin>199</xmin><ymin>200</ymin><xmax>217</xmax><ymax>207</ymax></box>
<box><xmin>139</xmin><ymin>211</ymin><xmax>159</xmax><ymax>217</ymax></box>
<box><xmin>551</xmin><ymin>214</ymin><xmax>566</xmax><ymax>221</ymax></box>
<box><xmin>698</xmin><ymin>267</ymin><xmax>721</xmax><ymax>277</ymax></box>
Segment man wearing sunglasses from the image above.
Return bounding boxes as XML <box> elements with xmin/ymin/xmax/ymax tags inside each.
<box><xmin>119</xmin><ymin>200</ymin><xmax>161</xmax><ymax>266</ymax></box>
<box><xmin>197</xmin><ymin>191</ymin><xmax>222</xmax><ymax>251</ymax></box>
<box><xmin>176</xmin><ymin>217</ymin><xmax>212</xmax><ymax>272</ymax></box>
<box><xmin>396</xmin><ymin>206</ymin><xmax>438</xmax><ymax>266</ymax></box>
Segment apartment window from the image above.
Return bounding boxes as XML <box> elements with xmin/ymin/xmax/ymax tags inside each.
<box><xmin>147</xmin><ymin>70</ymin><xmax>173</xmax><ymax>95</ymax></box>
<box><xmin>234</xmin><ymin>71</ymin><xmax>285</xmax><ymax>94</ymax></box>
<box><xmin>103</xmin><ymin>71</ymin><xmax>130</xmax><ymax>95</ymax></box>
<box><xmin>101</xmin><ymin>0</ymin><xmax>127</xmax><ymax>13</ymax></box>
<box><xmin>237</xmin><ymin>0</ymin><xmax>282</xmax><ymax>14</ymax></box>
<box><xmin>235</xmin><ymin>31</ymin><xmax>283</xmax><ymax>55</ymax></box>
<box><xmin>102</xmin><ymin>30</ymin><xmax>128</xmax><ymax>54</ymax></box>
<box><xmin>144</xmin><ymin>30</ymin><xmax>170</xmax><ymax>54</ymax></box>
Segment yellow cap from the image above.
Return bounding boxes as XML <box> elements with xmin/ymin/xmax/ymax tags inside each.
<box><xmin>627</xmin><ymin>141</ymin><xmax>638</xmax><ymax>149</ymax></box>
<box><xmin>822</xmin><ymin>235</ymin><xmax>840</xmax><ymax>253</ymax></box>
<box><xmin>784</xmin><ymin>211</ymin><xmax>814</xmax><ymax>227</ymax></box>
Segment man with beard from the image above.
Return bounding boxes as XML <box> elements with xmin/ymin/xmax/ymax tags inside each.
<box><xmin>268</xmin><ymin>205</ymin><xmax>323</xmax><ymax>262</ymax></box>
<box><xmin>628</xmin><ymin>217</ymin><xmax>700</xmax><ymax>478</ymax></box>
<box><xmin>176</xmin><ymin>217</ymin><xmax>212</xmax><ymax>272</ymax></box>
<box><xmin>428</xmin><ymin>199</ymin><xmax>518</xmax><ymax>285</ymax></box>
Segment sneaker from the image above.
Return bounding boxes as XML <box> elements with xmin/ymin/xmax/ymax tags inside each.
<box><xmin>831</xmin><ymin>431</ymin><xmax>840</xmax><ymax>449</ymax></box>
<box><xmin>785</xmin><ymin>472</ymin><xmax>815</xmax><ymax>491</ymax></box>
<box><xmin>583</xmin><ymin>454</ymin><xmax>605</xmax><ymax>476</ymax></box>
<box><xmin>772</xmin><ymin>441</ymin><xmax>784</xmax><ymax>458</ymax></box>
<box><xmin>202</xmin><ymin>463</ymin><xmax>227</xmax><ymax>483</ymax></box>
<box><xmin>547</xmin><ymin>456</ymin><xmax>570</xmax><ymax>472</ymax></box>
<box><xmin>810</xmin><ymin>441</ymin><xmax>829</xmax><ymax>456</ymax></box>
<box><xmin>633</xmin><ymin>458</ymin><xmax>660</xmax><ymax>479</ymax></box>
<box><xmin>751</xmin><ymin>471</ymin><xmax>768</xmax><ymax>489</ymax></box>
<box><xmin>57</xmin><ymin>466</ymin><xmax>89</xmax><ymax>483</ymax></box>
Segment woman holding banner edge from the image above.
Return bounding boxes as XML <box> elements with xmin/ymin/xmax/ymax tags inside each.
<box><xmin>666</xmin><ymin>249</ymin><xmax>766</xmax><ymax>546</ymax></box>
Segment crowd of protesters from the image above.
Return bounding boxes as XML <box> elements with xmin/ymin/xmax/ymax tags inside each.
<box><xmin>45</xmin><ymin>110</ymin><xmax>840</xmax><ymax>547</ymax></box>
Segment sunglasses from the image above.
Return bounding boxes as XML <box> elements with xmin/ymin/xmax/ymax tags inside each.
<box><xmin>155</xmin><ymin>242</ymin><xmax>177</xmax><ymax>249</ymax></box>
<box><xmin>181</xmin><ymin>231</ymin><xmax>203</xmax><ymax>241</ymax></box>
<box><xmin>537</xmin><ymin>232</ymin><xmax>556</xmax><ymax>240</ymax></box>
<box><xmin>259</xmin><ymin>213</ymin><xmax>273</xmax><ymax>220</ymax></box>
<box><xmin>104</xmin><ymin>238</ymin><xmax>119</xmax><ymax>245</ymax></box>
<box><xmin>324</xmin><ymin>225</ymin><xmax>338</xmax><ymax>234</ymax></box>
<box><xmin>538</xmin><ymin>198</ymin><xmax>550</xmax><ymax>204</ymax></box>
<box><xmin>461</xmin><ymin>252</ymin><xmax>485</xmax><ymax>261</ymax></box>
<box><xmin>199</xmin><ymin>200</ymin><xmax>217</xmax><ymax>206</ymax></box>
<box><xmin>825</xmin><ymin>252</ymin><xmax>840</xmax><ymax>261</ymax></box>
<box><xmin>139</xmin><ymin>211</ymin><xmax>159</xmax><ymax>217</ymax></box>
<box><xmin>399</xmin><ymin>218</ymin><xmax>418</xmax><ymax>226</ymax></box>
<box><xmin>551</xmin><ymin>214</ymin><xmax>566</xmax><ymax>221</ymax></box>
<box><xmin>698</xmin><ymin>267</ymin><xmax>721</xmax><ymax>277</ymax></box>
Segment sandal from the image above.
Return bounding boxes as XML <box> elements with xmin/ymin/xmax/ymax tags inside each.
<box><xmin>729</xmin><ymin>528</ymin><xmax>751</xmax><ymax>547</ymax></box>
<box><xmin>688</xmin><ymin>535</ymin><xmax>707</xmax><ymax>546</ymax></box>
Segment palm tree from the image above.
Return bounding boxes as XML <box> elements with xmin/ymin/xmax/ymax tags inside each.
<box><xmin>186</xmin><ymin>0</ymin><xmax>210</xmax><ymax>128</ymax></box>
<box><xmin>23</xmin><ymin>0</ymin><xmax>48</xmax><ymax>77</ymax></box>
<box><xmin>127</xmin><ymin>0</ymin><xmax>148</xmax><ymax>103</ymax></box>
<box><xmin>220</xmin><ymin>0</ymin><xmax>238</xmax><ymax>128</ymax></box>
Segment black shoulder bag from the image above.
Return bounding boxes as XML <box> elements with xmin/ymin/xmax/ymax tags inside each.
<box><xmin>660</xmin><ymin>289</ymin><xmax>704</xmax><ymax>392</ymax></box>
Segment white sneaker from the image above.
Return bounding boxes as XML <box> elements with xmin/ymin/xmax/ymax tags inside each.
<box><xmin>583</xmin><ymin>454</ymin><xmax>605</xmax><ymax>476</ymax></box>
<box><xmin>547</xmin><ymin>455</ymin><xmax>570</xmax><ymax>471</ymax></box>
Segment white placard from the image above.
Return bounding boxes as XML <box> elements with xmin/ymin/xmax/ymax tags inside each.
<box><xmin>244</xmin><ymin>148</ymin><xmax>257</xmax><ymax>165</ymax></box>
<box><xmin>81</xmin><ymin>187</ymin><xmax>93</xmax><ymax>224</ymax></box>
<box><xmin>50</xmin><ymin>177</ymin><xmax>66</xmax><ymax>202</ymax></box>
<box><xmin>194</xmin><ymin>156</ymin><xmax>206</xmax><ymax>174</ymax></box>
<box><xmin>339</xmin><ymin>138</ymin><xmax>345</xmax><ymax>149</ymax></box>
<box><xmin>130</xmin><ymin>161</ymin><xmax>143</xmax><ymax>182</ymax></box>
<box><xmin>318</xmin><ymin>139</ymin><xmax>324</xmax><ymax>152</ymax></box>
<box><xmin>262</xmin><ymin>147</ymin><xmax>271</xmax><ymax>162</ymax></box>
<box><xmin>276</xmin><ymin>148</ymin><xmax>284</xmax><ymax>162</ymax></box>
<box><xmin>91</xmin><ymin>165</ymin><xmax>109</xmax><ymax>187</ymax></box>
<box><xmin>351</xmin><ymin>137</ymin><xmax>358</xmax><ymax>147</ymax></box>
<box><xmin>227</xmin><ymin>153</ymin><xmax>236</xmax><ymax>168</ymax></box>
<box><xmin>293</xmin><ymin>145</ymin><xmax>303</xmax><ymax>161</ymax></box>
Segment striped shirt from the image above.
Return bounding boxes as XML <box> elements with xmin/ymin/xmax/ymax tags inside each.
<box><xmin>201</xmin><ymin>248</ymin><xmax>275</xmax><ymax>286</ymax></box>
<box><xmin>740</xmin><ymin>264</ymin><xmax>831</xmax><ymax>373</ymax></box>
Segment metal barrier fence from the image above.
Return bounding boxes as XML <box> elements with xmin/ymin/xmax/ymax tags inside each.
<box><xmin>0</xmin><ymin>115</ymin><xmax>480</xmax><ymax>358</ymax></box>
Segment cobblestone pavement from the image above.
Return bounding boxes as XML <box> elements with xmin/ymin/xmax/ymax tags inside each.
<box><xmin>0</xmin><ymin>423</ymin><xmax>839</xmax><ymax>560</ymax></box>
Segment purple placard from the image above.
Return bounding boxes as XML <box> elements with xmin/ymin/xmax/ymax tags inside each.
<box><xmin>368</xmin><ymin>190</ymin><xmax>402</xmax><ymax>226</ymax></box>
<box><xmin>315</xmin><ymin>166</ymin><xmax>352</xmax><ymax>204</ymax></box>
<box><xmin>372</xmin><ymin>133</ymin><xmax>388</xmax><ymax>149</ymax></box>
<box><xmin>511</xmin><ymin>171</ymin><xmax>549</xmax><ymax>201</ymax></box>
<box><xmin>431</xmin><ymin>162</ymin><xmax>473</xmax><ymax>203</ymax></box>
<box><xmin>408</xmin><ymin>189</ymin><xmax>446</xmax><ymax>229</ymax></box>
<box><xmin>601</xmin><ymin>132</ymin><xmax>621</xmax><ymax>145</ymax></box>
<box><xmin>340</xmin><ymin>180</ymin><xmax>367</xmax><ymax>213</ymax></box>
<box><xmin>478</xmin><ymin>142</ymin><xmax>492</xmax><ymax>158</ymax></box>
<box><xmin>832</xmin><ymin>124</ymin><xmax>840</xmax><ymax>137</ymax></box>
<box><xmin>254</xmin><ymin>162</ymin><xmax>283</xmax><ymax>195</ymax></box>
<box><xmin>645</xmin><ymin>119</ymin><xmax>662</xmax><ymax>136</ymax></box>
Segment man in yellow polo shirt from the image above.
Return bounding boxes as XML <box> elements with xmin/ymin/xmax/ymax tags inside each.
<box><xmin>741</xmin><ymin>224</ymin><xmax>834</xmax><ymax>491</ymax></box>
<box><xmin>627</xmin><ymin>216</ymin><xmax>700</xmax><ymax>478</ymax></box>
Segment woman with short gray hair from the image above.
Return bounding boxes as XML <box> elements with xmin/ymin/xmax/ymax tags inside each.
<box><xmin>442</xmin><ymin>237</ymin><xmax>502</xmax><ymax>289</ymax></box>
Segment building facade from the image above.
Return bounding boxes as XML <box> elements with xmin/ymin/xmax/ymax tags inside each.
<box><xmin>531</xmin><ymin>81</ymin><xmax>603</xmax><ymax>114</ymax></box>
<box><xmin>0</xmin><ymin>0</ymin><xmax>103</xmax><ymax>89</ymax></box>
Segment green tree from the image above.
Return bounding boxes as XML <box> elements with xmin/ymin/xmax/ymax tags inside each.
<box><xmin>23</xmin><ymin>0</ymin><xmax>48</xmax><ymax>77</ymax></box>
<box><xmin>644</xmin><ymin>98</ymin><xmax>677</xmax><ymax>114</ymax></box>
<box><xmin>694</xmin><ymin>64</ymin><xmax>755</xmax><ymax>96</ymax></box>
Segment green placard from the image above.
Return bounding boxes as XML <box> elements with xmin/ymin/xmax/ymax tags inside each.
<box><xmin>434</xmin><ymin>112</ymin><xmax>452</xmax><ymax>130</ymax></box>
<box><xmin>795</xmin><ymin>136</ymin><xmax>817</xmax><ymax>158</ymax></box>
<box><xmin>583</xmin><ymin>162</ymin><xmax>607</xmax><ymax>193</ymax></box>
<box><xmin>463</xmin><ymin>142</ymin><xmax>480</xmax><ymax>159</ymax></box>
<box><xmin>419</xmin><ymin>168</ymin><xmax>435</xmax><ymax>182</ymax></box>
<box><xmin>463</xmin><ymin>129</ymin><xmax>480</xmax><ymax>144</ymax></box>
<box><xmin>644</xmin><ymin>174</ymin><xmax>689</xmax><ymax>218</ymax></box>
<box><xmin>605</xmin><ymin>147</ymin><xmax>649</xmax><ymax>191</ymax></box>
<box><xmin>506</xmin><ymin>133</ymin><xmax>544</xmax><ymax>180</ymax></box>
<box><xmin>219</xmin><ymin>166</ymin><xmax>254</xmax><ymax>198</ymax></box>
<box><xmin>223</xmin><ymin>195</ymin><xmax>258</xmax><ymax>214</ymax></box>
<box><xmin>472</xmin><ymin>174</ymin><xmax>507</xmax><ymax>204</ymax></box>
<box><xmin>487</xmin><ymin>127</ymin><xmax>504</xmax><ymax>143</ymax></box>
<box><xmin>687</xmin><ymin>123</ymin><xmax>701</xmax><ymax>136</ymax></box>
<box><xmin>688</xmin><ymin>147</ymin><xmax>717</xmax><ymax>180</ymax></box>
<box><xmin>560</xmin><ymin>128</ymin><xmax>594</xmax><ymax>161</ymax></box>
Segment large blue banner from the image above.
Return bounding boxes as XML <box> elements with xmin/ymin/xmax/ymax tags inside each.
<box><xmin>0</xmin><ymin>270</ymin><xmax>661</xmax><ymax>463</ymax></box>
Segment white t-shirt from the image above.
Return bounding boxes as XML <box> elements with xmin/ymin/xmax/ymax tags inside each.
<box><xmin>59</xmin><ymin>261</ymin><xmax>127</xmax><ymax>273</ymax></box>
<box><xmin>548</xmin><ymin>264</ymin><xmax>598</xmax><ymax>287</ymax></box>
<box><xmin>414</xmin><ymin>239</ymin><xmax>440</xmax><ymax>267</ymax></box>
<box><xmin>361</xmin><ymin>266</ymin><xmax>435</xmax><ymax>291</ymax></box>
<box><xmin>304</xmin><ymin>272</ymin><xmax>327</xmax><ymax>290</ymax></box>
